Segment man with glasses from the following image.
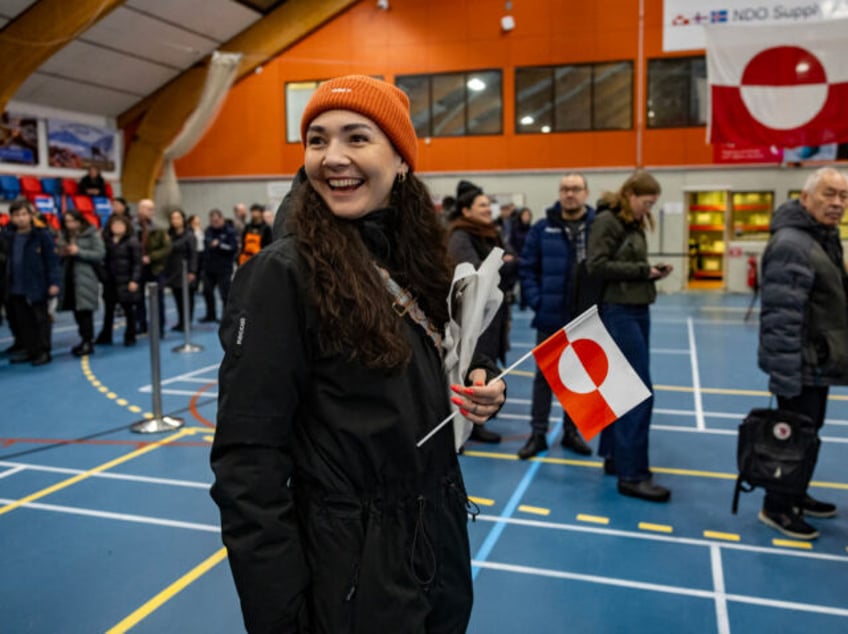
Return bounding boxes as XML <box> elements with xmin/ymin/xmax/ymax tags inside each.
<box><xmin>757</xmin><ymin>166</ymin><xmax>848</xmax><ymax>539</ymax></box>
<box><xmin>517</xmin><ymin>173</ymin><xmax>596</xmax><ymax>459</ymax></box>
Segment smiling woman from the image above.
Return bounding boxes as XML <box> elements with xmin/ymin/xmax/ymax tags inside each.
<box><xmin>210</xmin><ymin>75</ymin><xmax>507</xmax><ymax>634</ymax></box>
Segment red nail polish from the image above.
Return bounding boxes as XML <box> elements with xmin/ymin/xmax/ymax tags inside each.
<box><xmin>450</xmin><ymin>396</ymin><xmax>464</xmax><ymax>406</ymax></box>
<box><xmin>474</xmin><ymin>380</ymin><xmax>484</xmax><ymax>386</ymax></box>
<box><xmin>450</xmin><ymin>384</ymin><xmax>464</xmax><ymax>394</ymax></box>
<box><xmin>463</xmin><ymin>387</ymin><xmax>475</xmax><ymax>395</ymax></box>
<box><xmin>460</xmin><ymin>408</ymin><xmax>469</xmax><ymax>417</ymax></box>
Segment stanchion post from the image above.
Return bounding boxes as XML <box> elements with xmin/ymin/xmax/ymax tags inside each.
<box><xmin>173</xmin><ymin>260</ymin><xmax>203</xmax><ymax>353</ymax></box>
<box><xmin>132</xmin><ymin>281</ymin><xmax>184</xmax><ymax>433</ymax></box>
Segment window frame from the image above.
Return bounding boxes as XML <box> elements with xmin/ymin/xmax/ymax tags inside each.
<box><xmin>646</xmin><ymin>55</ymin><xmax>707</xmax><ymax>129</ymax></box>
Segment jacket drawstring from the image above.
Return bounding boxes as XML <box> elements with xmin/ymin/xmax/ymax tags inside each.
<box><xmin>409</xmin><ymin>495</ymin><xmax>437</xmax><ymax>589</ymax></box>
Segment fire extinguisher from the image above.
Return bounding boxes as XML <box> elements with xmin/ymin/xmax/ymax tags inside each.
<box><xmin>747</xmin><ymin>255</ymin><xmax>758</xmax><ymax>291</ymax></box>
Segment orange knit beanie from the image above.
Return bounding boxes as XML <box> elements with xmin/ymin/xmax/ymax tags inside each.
<box><xmin>300</xmin><ymin>75</ymin><xmax>418</xmax><ymax>171</ymax></box>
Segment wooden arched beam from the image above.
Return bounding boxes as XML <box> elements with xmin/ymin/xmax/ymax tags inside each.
<box><xmin>119</xmin><ymin>0</ymin><xmax>359</xmax><ymax>201</ymax></box>
<box><xmin>0</xmin><ymin>0</ymin><xmax>123</xmax><ymax>112</ymax></box>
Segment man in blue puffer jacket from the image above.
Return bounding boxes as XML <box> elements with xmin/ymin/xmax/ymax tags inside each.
<box><xmin>517</xmin><ymin>173</ymin><xmax>596</xmax><ymax>459</ymax></box>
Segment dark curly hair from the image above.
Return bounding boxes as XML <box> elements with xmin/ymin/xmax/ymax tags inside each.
<box><xmin>286</xmin><ymin>175</ymin><xmax>452</xmax><ymax>370</ymax></box>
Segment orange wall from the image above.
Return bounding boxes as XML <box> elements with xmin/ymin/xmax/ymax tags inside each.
<box><xmin>175</xmin><ymin>0</ymin><xmax>715</xmax><ymax>178</ymax></box>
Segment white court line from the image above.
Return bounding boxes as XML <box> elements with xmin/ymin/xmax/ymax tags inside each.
<box><xmin>474</xmin><ymin>513</ymin><xmax>848</xmax><ymax>563</ymax></box>
<box><xmin>0</xmin><ymin>498</ymin><xmax>219</xmax><ymax>533</ymax></box>
<box><xmin>0</xmin><ymin>461</ymin><xmax>210</xmax><ymax>489</ymax></box>
<box><xmin>0</xmin><ymin>466</ymin><xmax>25</xmax><ymax>480</ymax></box>
<box><xmin>153</xmin><ymin>363</ymin><xmax>221</xmax><ymax>387</ymax></box>
<box><xmin>687</xmin><ymin>317</ymin><xmax>706</xmax><ymax>431</ymax></box>
<box><xmin>711</xmin><ymin>545</ymin><xmax>731</xmax><ymax>634</ymax></box>
<box><xmin>473</xmin><ymin>559</ymin><xmax>848</xmax><ymax>618</ymax></box>
<box><xmin>175</xmin><ymin>377</ymin><xmax>219</xmax><ymax>384</ymax></box>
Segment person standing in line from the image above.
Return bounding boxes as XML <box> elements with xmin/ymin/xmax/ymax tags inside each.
<box><xmin>210</xmin><ymin>75</ymin><xmax>506</xmax><ymax>634</ymax></box>
<box><xmin>586</xmin><ymin>170</ymin><xmax>672</xmax><ymax>502</ymax></box>
<box><xmin>237</xmin><ymin>203</ymin><xmax>273</xmax><ymax>266</ymax></box>
<box><xmin>757</xmin><ymin>167</ymin><xmax>848</xmax><ymax>540</ymax></box>
<box><xmin>164</xmin><ymin>209</ymin><xmax>198</xmax><ymax>332</ymax></box>
<box><xmin>1</xmin><ymin>199</ymin><xmax>60</xmax><ymax>366</ymax></box>
<box><xmin>188</xmin><ymin>213</ymin><xmax>205</xmax><ymax>295</ymax></box>
<box><xmin>447</xmin><ymin>179</ymin><xmax>517</xmax><ymax>444</ymax></box>
<box><xmin>134</xmin><ymin>199</ymin><xmax>171</xmax><ymax>335</ymax></box>
<box><xmin>200</xmin><ymin>208</ymin><xmax>237</xmax><ymax>323</ymax></box>
<box><xmin>232</xmin><ymin>202</ymin><xmax>248</xmax><ymax>237</ymax></box>
<box><xmin>510</xmin><ymin>206</ymin><xmax>533</xmax><ymax>311</ymax></box>
<box><xmin>96</xmin><ymin>215</ymin><xmax>141</xmax><ymax>347</ymax></box>
<box><xmin>57</xmin><ymin>210</ymin><xmax>105</xmax><ymax>357</ymax></box>
<box><xmin>517</xmin><ymin>174</ymin><xmax>595</xmax><ymax>459</ymax></box>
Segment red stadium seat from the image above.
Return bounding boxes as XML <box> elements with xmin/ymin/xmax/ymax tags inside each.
<box><xmin>0</xmin><ymin>212</ymin><xmax>9</xmax><ymax>227</ymax></box>
<box><xmin>104</xmin><ymin>181</ymin><xmax>114</xmax><ymax>199</ymax></box>
<box><xmin>71</xmin><ymin>195</ymin><xmax>100</xmax><ymax>227</ymax></box>
<box><xmin>62</xmin><ymin>178</ymin><xmax>78</xmax><ymax>196</ymax></box>
<box><xmin>19</xmin><ymin>175</ymin><xmax>42</xmax><ymax>196</ymax></box>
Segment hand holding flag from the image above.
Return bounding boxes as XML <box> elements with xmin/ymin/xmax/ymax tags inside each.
<box><xmin>418</xmin><ymin>304</ymin><xmax>650</xmax><ymax>447</ymax></box>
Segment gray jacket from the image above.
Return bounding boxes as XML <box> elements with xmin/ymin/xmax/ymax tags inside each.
<box><xmin>758</xmin><ymin>198</ymin><xmax>848</xmax><ymax>397</ymax></box>
<box><xmin>58</xmin><ymin>225</ymin><xmax>105</xmax><ymax>312</ymax></box>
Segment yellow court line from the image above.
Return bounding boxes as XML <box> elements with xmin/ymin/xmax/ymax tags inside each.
<box><xmin>518</xmin><ymin>505</ymin><xmax>550</xmax><ymax>516</ymax></box>
<box><xmin>577</xmin><ymin>514</ymin><xmax>609</xmax><ymax>525</ymax></box>
<box><xmin>0</xmin><ymin>428</ymin><xmax>194</xmax><ymax>517</ymax></box>
<box><xmin>468</xmin><ymin>495</ymin><xmax>495</xmax><ymax>507</ymax></box>
<box><xmin>638</xmin><ymin>522</ymin><xmax>673</xmax><ymax>534</ymax></box>
<box><xmin>772</xmin><ymin>539</ymin><xmax>813</xmax><ymax>550</ymax></box>
<box><xmin>106</xmin><ymin>547</ymin><xmax>228</xmax><ymax>633</ymax></box>
<box><xmin>703</xmin><ymin>531</ymin><xmax>741</xmax><ymax>542</ymax></box>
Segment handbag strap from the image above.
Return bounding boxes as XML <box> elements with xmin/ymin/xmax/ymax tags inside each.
<box><xmin>374</xmin><ymin>265</ymin><xmax>443</xmax><ymax>352</ymax></box>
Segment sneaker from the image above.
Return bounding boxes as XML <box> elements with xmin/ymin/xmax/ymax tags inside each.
<box><xmin>517</xmin><ymin>433</ymin><xmax>548</xmax><ymax>460</ymax></box>
<box><xmin>802</xmin><ymin>495</ymin><xmax>837</xmax><ymax>519</ymax></box>
<box><xmin>560</xmin><ymin>430</ymin><xmax>592</xmax><ymax>456</ymax></box>
<box><xmin>71</xmin><ymin>341</ymin><xmax>94</xmax><ymax>357</ymax></box>
<box><xmin>30</xmin><ymin>352</ymin><xmax>52</xmax><ymax>367</ymax></box>
<box><xmin>758</xmin><ymin>508</ymin><xmax>819</xmax><ymax>539</ymax></box>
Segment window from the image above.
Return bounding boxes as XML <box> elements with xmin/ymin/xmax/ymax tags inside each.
<box><xmin>647</xmin><ymin>56</ymin><xmax>707</xmax><ymax>128</ymax></box>
<box><xmin>515</xmin><ymin>62</ymin><xmax>633</xmax><ymax>134</ymax></box>
<box><xmin>285</xmin><ymin>81</ymin><xmax>320</xmax><ymax>143</ymax></box>
<box><xmin>396</xmin><ymin>70</ymin><xmax>503</xmax><ymax>138</ymax></box>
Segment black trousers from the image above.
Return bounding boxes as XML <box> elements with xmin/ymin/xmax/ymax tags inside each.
<box><xmin>529</xmin><ymin>327</ymin><xmax>578</xmax><ymax>436</ymax></box>
<box><xmin>74</xmin><ymin>309</ymin><xmax>94</xmax><ymax>343</ymax></box>
<box><xmin>7</xmin><ymin>295</ymin><xmax>51</xmax><ymax>357</ymax></box>
<box><xmin>764</xmin><ymin>385</ymin><xmax>829</xmax><ymax>511</ymax></box>
<box><xmin>101</xmin><ymin>286</ymin><xmax>136</xmax><ymax>343</ymax></box>
<box><xmin>203</xmin><ymin>268</ymin><xmax>231</xmax><ymax>320</ymax></box>
<box><xmin>170</xmin><ymin>285</ymin><xmax>196</xmax><ymax>327</ymax></box>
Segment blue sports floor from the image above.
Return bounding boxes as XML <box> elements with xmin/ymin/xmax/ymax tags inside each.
<box><xmin>1</xmin><ymin>292</ymin><xmax>847</xmax><ymax>633</ymax></box>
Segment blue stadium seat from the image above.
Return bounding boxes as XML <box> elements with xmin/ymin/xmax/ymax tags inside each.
<box><xmin>1</xmin><ymin>175</ymin><xmax>21</xmax><ymax>200</ymax></box>
<box><xmin>92</xmin><ymin>196</ymin><xmax>112</xmax><ymax>226</ymax></box>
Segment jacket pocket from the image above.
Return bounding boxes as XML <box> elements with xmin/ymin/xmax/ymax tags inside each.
<box><xmin>817</xmin><ymin>328</ymin><xmax>848</xmax><ymax>377</ymax></box>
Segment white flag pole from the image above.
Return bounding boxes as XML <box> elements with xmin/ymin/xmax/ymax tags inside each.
<box><xmin>416</xmin><ymin>347</ymin><xmax>537</xmax><ymax>448</ymax></box>
<box><xmin>415</xmin><ymin>305</ymin><xmax>599</xmax><ymax>448</ymax></box>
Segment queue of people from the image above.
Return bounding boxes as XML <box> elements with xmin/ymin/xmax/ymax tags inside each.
<box><xmin>0</xmin><ymin>191</ymin><xmax>276</xmax><ymax>365</ymax></box>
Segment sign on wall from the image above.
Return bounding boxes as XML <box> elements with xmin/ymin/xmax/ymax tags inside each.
<box><xmin>0</xmin><ymin>112</ymin><xmax>39</xmax><ymax>166</ymax></box>
<box><xmin>663</xmin><ymin>0</ymin><xmax>848</xmax><ymax>51</ymax></box>
<box><xmin>47</xmin><ymin>119</ymin><xmax>116</xmax><ymax>171</ymax></box>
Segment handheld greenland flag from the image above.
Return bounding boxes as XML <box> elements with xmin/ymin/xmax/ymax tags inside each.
<box><xmin>533</xmin><ymin>305</ymin><xmax>651</xmax><ymax>441</ymax></box>
<box><xmin>705</xmin><ymin>18</ymin><xmax>848</xmax><ymax>147</ymax></box>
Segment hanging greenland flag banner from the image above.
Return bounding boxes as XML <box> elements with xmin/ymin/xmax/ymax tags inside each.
<box><xmin>704</xmin><ymin>18</ymin><xmax>848</xmax><ymax>147</ymax></box>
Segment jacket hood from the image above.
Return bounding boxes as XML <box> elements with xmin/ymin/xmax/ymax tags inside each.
<box><xmin>770</xmin><ymin>198</ymin><xmax>820</xmax><ymax>234</ymax></box>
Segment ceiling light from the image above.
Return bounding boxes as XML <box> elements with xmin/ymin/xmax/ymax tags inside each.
<box><xmin>541</xmin><ymin>125</ymin><xmax>551</xmax><ymax>133</ymax></box>
<box><xmin>520</xmin><ymin>115</ymin><xmax>534</xmax><ymax>125</ymax></box>
<box><xmin>467</xmin><ymin>78</ymin><xmax>486</xmax><ymax>91</ymax></box>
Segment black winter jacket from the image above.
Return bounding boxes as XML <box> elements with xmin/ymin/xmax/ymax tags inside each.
<box><xmin>211</xmin><ymin>226</ymin><xmax>492</xmax><ymax>633</ymax></box>
<box><xmin>163</xmin><ymin>229</ymin><xmax>198</xmax><ymax>288</ymax></box>
<box><xmin>104</xmin><ymin>234</ymin><xmax>142</xmax><ymax>303</ymax></box>
<box><xmin>758</xmin><ymin>199</ymin><xmax>848</xmax><ymax>397</ymax></box>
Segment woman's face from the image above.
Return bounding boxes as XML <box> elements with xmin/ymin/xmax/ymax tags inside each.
<box><xmin>111</xmin><ymin>219</ymin><xmax>127</xmax><ymax>238</ymax></box>
<box><xmin>462</xmin><ymin>194</ymin><xmax>493</xmax><ymax>226</ymax></box>
<box><xmin>627</xmin><ymin>193</ymin><xmax>658</xmax><ymax>221</ymax></box>
<box><xmin>519</xmin><ymin>209</ymin><xmax>532</xmax><ymax>224</ymax></box>
<box><xmin>113</xmin><ymin>200</ymin><xmax>127</xmax><ymax>216</ymax></box>
<box><xmin>170</xmin><ymin>211</ymin><xmax>185</xmax><ymax>231</ymax></box>
<box><xmin>64</xmin><ymin>214</ymin><xmax>81</xmax><ymax>233</ymax></box>
<box><xmin>304</xmin><ymin>109</ymin><xmax>405</xmax><ymax>220</ymax></box>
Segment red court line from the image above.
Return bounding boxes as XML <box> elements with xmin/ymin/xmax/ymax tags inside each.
<box><xmin>189</xmin><ymin>381</ymin><xmax>218</xmax><ymax>428</ymax></box>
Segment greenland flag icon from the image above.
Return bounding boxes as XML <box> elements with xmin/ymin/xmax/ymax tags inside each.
<box><xmin>531</xmin><ymin>305</ymin><xmax>651</xmax><ymax>441</ymax></box>
<box><xmin>705</xmin><ymin>19</ymin><xmax>848</xmax><ymax>147</ymax></box>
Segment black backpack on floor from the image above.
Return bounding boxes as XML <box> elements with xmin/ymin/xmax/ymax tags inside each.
<box><xmin>731</xmin><ymin>407</ymin><xmax>820</xmax><ymax>514</ymax></box>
